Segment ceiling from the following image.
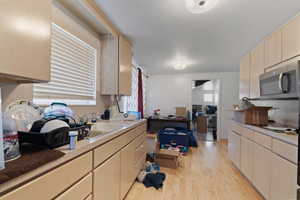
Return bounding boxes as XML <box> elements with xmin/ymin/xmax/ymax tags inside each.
<box><xmin>95</xmin><ymin>0</ymin><xmax>300</xmax><ymax>75</ymax></box>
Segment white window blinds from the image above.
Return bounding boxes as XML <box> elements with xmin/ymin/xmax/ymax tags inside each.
<box><xmin>34</xmin><ymin>23</ymin><xmax>97</xmax><ymax>105</ymax></box>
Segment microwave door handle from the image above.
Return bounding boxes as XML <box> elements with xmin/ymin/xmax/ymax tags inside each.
<box><xmin>279</xmin><ymin>72</ymin><xmax>283</xmax><ymax>92</ymax></box>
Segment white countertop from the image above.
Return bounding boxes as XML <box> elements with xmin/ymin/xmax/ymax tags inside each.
<box><xmin>233</xmin><ymin>121</ymin><xmax>298</xmax><ymax>146</ymax></box>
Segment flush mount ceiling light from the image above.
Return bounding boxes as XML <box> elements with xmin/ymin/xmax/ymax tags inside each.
<box><xmin>185</xmin><ymin>0</ymin><xmax>219</xmax><ymax>14</ymax></box>
<box><xmin>174</xmin><ymin>63</ymin><xmax>187</xmax><ymax>70</ymax></box>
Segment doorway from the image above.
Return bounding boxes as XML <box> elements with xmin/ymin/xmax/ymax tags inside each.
<box><xmin>191</xmin><ymin>79</ymin><xmax>220</xmax><ymax>141</ymax></box>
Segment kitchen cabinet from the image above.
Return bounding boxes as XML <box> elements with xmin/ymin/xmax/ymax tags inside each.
<box><xmin>250</xmin><ymin>42</ymin><xmax>265</xmax><ymax>99</ymax></box>
<box><xmin>282</xmin><ymin>15</ymin><xmax>300</xmax><ymax>60</ymax></box>
<box><xmin>270</xmin><ymin>153</ymin><xmax>297</xmax><ymax>200</ymax></box>
<box><xmin>239</xmin><ymin>54</ymin><xmax>251</xmax><ymax>99</ymax></box>
<box><xmin>120</xmin><ymin>133</ymin><xmax>146</xmax><ymax>199</ymax></box>
<box><xmin>240</xmin><ymin>137</ymin><xmax>254</xmax><ymax>182</ymax></box>
<box><xmin>55</xmin><ymin>173</ymin><xmax>92</xmax><ymax>200</ymax></box>
<box><xmin>93</xmin><ymin>152</ymin><xmax>121</xmax><ymax>200</ymax></box>
<box><xmin>120</xmin><ymin>141</ymin><xmax>136</xmax><ymax>199</ymax></box>
<box><xmin>228</xmin><ymin>131</ymin><xmax>241</xmax><ymax>169</ymax></box>
<box><xmin>101</xmin><ymin>34</ymin><xmax>119</xmax><ymax>95</ymax></box>
<box><xmin>253</xmin><ymin>143</ymin><xmax>272</xmax><ymax>200</ymax></box>
<box><xmin>0</xmin><ymin>0</ymin><xmax>51</xmax><ymax>83</ymax></box>
<box><xmin>0</xmin><ymin>152</ymin><xmax>93</xmax><ymax>200</ymax></box>
<box><xmin>265</xmin><ymin>29</ymin><xmax>283</xmax><ymax>67</ymax></box>
<box><xmin>119</xmin><ymin>36</ymin><xmax>132</xmax><ymax>96</ymax></box>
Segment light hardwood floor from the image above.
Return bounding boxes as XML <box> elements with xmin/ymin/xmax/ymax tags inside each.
<box><xmin>125</xmin><ymin>140</ymin><xmax>264</xmax><ymax>200</ymax></box>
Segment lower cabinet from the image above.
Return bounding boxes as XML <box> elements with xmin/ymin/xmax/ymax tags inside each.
<box><xmin>240</xmin><ymin>137</ymin><xmax>254</xmax><ymax>182</ymax></box>
<box><xmin>230</xmin><ymin>123</ymin><xmax>298</xmax><ymax>200</ymax></box>
<box><xmin>270</xmin><ymin>153</ymin><xmax>297</xmax><ymax>200</ymax></box>
<box><xmin>55</xmin><ymin>173</ymin><xmax>92</xmax><ymax>200</ymax></box>
<box><xmin>253</xmin><ymin>143</ymin><xmax>272</xmax><ymax>200</ymax></box>
<box><xmin>228</xmin><ymin>131</ymin><xmax>241</xmax><ymax>169</ymax></box>
<box><xmin>120</xmin><ymin>141</ymin><xmax>136</xmax><ymax>199</ymax></box>
<box><xmin>93</xmin><ymin>152</ymin><xmax>121</xmax><ymax>200</ymax></box>
<box><xmin>120</xmin><ymin>133</ymin><xmax>146</xmax><ymax>199</ymax></box>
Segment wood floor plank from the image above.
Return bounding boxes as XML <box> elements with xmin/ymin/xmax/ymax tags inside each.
<box><xmin>125</xmin><ymin>141</ymin><xmax>264</xmax><ymax>200</ymax></box>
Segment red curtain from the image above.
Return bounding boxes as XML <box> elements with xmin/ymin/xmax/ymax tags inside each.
<box><xmin>137</xmin><ymin>68</ymin><xmax>144</xmax><ymax>118</ymax></box>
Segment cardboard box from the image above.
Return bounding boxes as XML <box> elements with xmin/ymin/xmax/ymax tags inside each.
<box><xmin>155</xmin><ymin>149</ymin><xmax>180</xmax><ymax>169</ymax></box>
<box><xmin>175</xmin><ymin>107</ymin><xmax>186</xmax><ymax>118</ymax></box>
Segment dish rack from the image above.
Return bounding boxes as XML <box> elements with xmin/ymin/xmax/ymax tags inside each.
<box><xmin>18</xmin><ymin>124</ymin><xmax>91</xmax><ymax>149</ymax></box>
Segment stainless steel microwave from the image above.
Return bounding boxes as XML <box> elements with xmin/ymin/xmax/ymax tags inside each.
<box><xmin>259</xmin><ymin>61</ymin><xmax>299</xmax><ymax>99</ymax></box>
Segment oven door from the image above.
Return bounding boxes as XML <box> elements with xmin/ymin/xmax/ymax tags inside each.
<box><xmin>260</xmin><ymin>62</ymin><xmax>299</xmax><ymax>99</ymax></box>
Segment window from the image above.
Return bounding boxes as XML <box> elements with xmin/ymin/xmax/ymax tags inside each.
<box><xmin>122</xmin><ymin>67</ymin><xmax>138</xmax><ymax>113</ymax></box>
<box><xmin>33</xmin><ymin>23</ymin><xmax>97</xmax><ymax>105</ymax></box>
<box><xmin>204</xmin><ymin>93</ymin><xmax>214</xmax><ymax>102</ymax></box>
<box><xmin>121</xmin><ymin>66</ymin><xmax>147</xmax><ymax>115</ymax></box>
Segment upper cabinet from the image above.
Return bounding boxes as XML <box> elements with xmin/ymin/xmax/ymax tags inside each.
<box><xmin>250</xmin><ymin>42</ymin><xmax>265</xmax><ymax>99</ymax></box>
<box><xmin>101</xmin><ymin>35</ymin><xmax>133</xmax><ymax>96</ymax></box>
<box><xmin>239</xmin><ymin>54</ymin><xmax>251</xmax><ymax>99</ymax></box>
<box><xmin>265</xmin><ymin>29</ymin><xmax>283</xmax><ymax>68</ymax></box>
<box><xmin>0</xmin><ymin>0</ymin><xmax>51</xmax><ymax>83</ymax></box>
<box><xmin>282</xmin><ymin>15</ymin><xmax>300</xmax><ymax>60</ymax></box>
<box><xmin>119</xmin><ymin>36</ymin><xmax>132</xmax><ymax>96</ymax></box>
<box><xmin>100</xmin><ymin>34</ymin><xmax>119</xmax><ymax>95</ymax></box>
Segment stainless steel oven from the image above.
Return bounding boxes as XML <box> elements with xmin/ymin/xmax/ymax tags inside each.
<box><xmin>259</xmin><ymin>61</ymin><xmax>299</xmax><ymax>99</ymax></box>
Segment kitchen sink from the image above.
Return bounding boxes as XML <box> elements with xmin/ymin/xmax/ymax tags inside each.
<box><xmin>86</xmin><ymin>120</ymin><xmax>137</xmax><ymax>141</ymax></box>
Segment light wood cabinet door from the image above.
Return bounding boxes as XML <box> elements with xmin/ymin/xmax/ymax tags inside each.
<box><xmin>253</xmin><ymin>143</ymin><xmax>272</xmax><ymax>200</ymax></box>
<box><xmin>93</xmin><ymin>152</ymin><xmax>121</xmax><ymax>200</ymax></box>
<box><xmin>0</xmin><ymin>0</ymin><xmax>51</xmax><ymax>83</ymax></box>
<box><xmin>241</xmin><ymin>137</ymin><xmax>254</xmax><ymax>182</ymax></box>
<box><xmin>270</xmin><ymin>153</ymin><xmax>297</xmax><ymax>200</ymax></box>
<box><xmin>283</xmin><ymin>15</ymin><xmax>300</xmax><ymax>60</ymax></box>
<box><xmin>120</xmin><ymin>141</ymin><xmax>136</xmax><ymax>199</ymax></box>
<box><xmin>239</xmin><ymin>54</ymin><xmax>251</xmax><ymax>99</ymax></box>
<box><xmin>265</xmin><ymin>29</ymin><xmax>282</xmax><ymax>68</ymax></box>
<box><xmin>228</xmin><ymin>131</ymin><xmax>241</xmax><ymax>169</ymax></box>
<box><xmin>250</xmin><ymin>42</ymin><xmax>265</xmax><ymax>98</ymax></box>
<box><xmin>119</xmin><ymin>36</ymin><xmax>132</xmax><ymax>96</ymax></box>
<box><xmin>101</xmin><ymin>34</ymin><xmax>119</xmax><ymax>95</ymax></box>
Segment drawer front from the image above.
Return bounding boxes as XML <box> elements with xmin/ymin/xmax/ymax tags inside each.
<box><xmin>231</xmin><ymin>122</ymin><xmax>243</xmax><ymax>135</ymax></box>
<box><xmin>94</xmin><ymin>128</ymin><xmax>137</xmax><ymax>168</ymax></box>
<box><xmin>253</xmin><ymin>132</ymin><xmax>272</xmax><ymax>149</ymax></box>
<box><xmin>242</xmin><ymin>127</ymin><xmax>254</xmax><ymax>140</ymax></box>
<box><xmin>55</xmin><ymin>173</ymin><xmax>92</xmax><ymax>200</ymax></box>
<box><xmin>0</xmin><ymin>152</ymin><xmax>93</xmax><ymax>200</ymax></box>
<box><xmin>272</xmin><ymin>139</ymin><xmax>298</xmax><ymax>164</ymax></box>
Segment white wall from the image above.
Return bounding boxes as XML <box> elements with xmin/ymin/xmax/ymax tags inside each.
<box><xmin>146</xmin><ymin>72</ymin><xmax>239</xmax><ymax>139</ymax></box>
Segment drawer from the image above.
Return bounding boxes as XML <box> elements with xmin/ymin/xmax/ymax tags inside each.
<box><xmin>231</xmin><ymin>122</ymin><xmax>243</xmax><ymax>135</ymax></box>
<box><xmin>253</xmin><ymin>132</ymin><xmax>272</xmax><ymax>149</ymax></box>
<box><xmin>241</xmin><ymin>127</ymin><xmax>254</xmax><ymax>140</ymax></box>
<box><xmin>0</xmin><ymin>152</ymin><xmax>93</xmax><ymax>200</ymax></box>
<box><xmin>94</xmin><ymin>127</ymin><xmax>141</xmax><ymax>168</ymax></box>
<box><xmin>55</xmin><ymin>173</ymin><xmax>92</xmax><ymax>200</ymax></box>
<box><xmin>272</xmin><ymin>139</ymin><xmax>298</xmax><ymax>164</ymax></box>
